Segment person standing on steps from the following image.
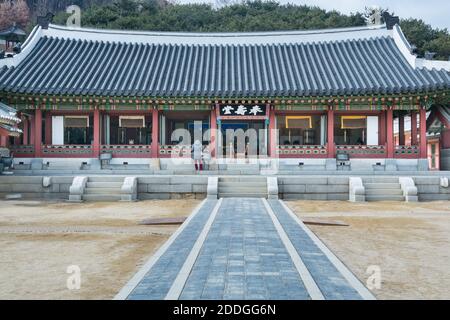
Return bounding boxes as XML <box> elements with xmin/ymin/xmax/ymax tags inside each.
<box><xmin>192</xmin><ymin>140</ymin><xmax>203</xmax><ymax>171</ymax></box>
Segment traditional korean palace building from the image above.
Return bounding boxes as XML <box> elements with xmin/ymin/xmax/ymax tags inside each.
<box><xmin>0</xmin><ymin>18</ymin><xmax>449</xmax><ymax>171</ymax></box>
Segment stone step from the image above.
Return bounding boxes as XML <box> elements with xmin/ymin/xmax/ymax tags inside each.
<box><xmin>86</xmin><ymin>182</ymin><xmax>123</xmax><ymax>188</ymax></box>
<box><xmin>219</xmin><ymin>193</ymin><xmax>266</xmax><ymax>198</ymax></box>
<box><xmin>104</xmin><ymin>164</ymin><xmax>150</xmax><ymax>170</ymax></box>
<box><xmin>219</xmin><ymin>181</ymin><xmax>267</xmax><ymax>187</ymax></box>
<box><xmin>362</xmin><ymin>177</ymin><xmax>399</xmax><ymax>183</ymax></box>
<box><xmin>366</xmin><ymin>189</ymin><xmax>403</xmax><ymax>196</ymax></box>
<box><xmin>88</xmin><ymin>176</ymin><xmax>124</xmax><ymax>183</ymax></box>
<box><xmin>219</xmin><ymin>186</ymin><xmax>267</xmax><ymax>193</ymax></box>
<box><xmin>84</xmin><ymin>187</ymin><xmax>122</xmax><ymax>194</ymax></box>
<box><xmin>279</xmin><ymin>165</ymin><xmax>326</xmax><ymax>171</ymax></box>
<box><xmin>82</xmin><ymin>194</ymin><xmax>122</xmax><ymax>201</ymax></box>
<box><xmin>365</xmin><ymin>183</ymin><xmax>401</xmax><ymax>189</ymax></box>
<box><xmin>219</xmin><ymin>177</ymin><xmax>266</xmax><ymax>182</ymax></box>
<box><xmin>365</xmin><ymin>195</ymin><xmax>405</xmax><ymax>201</ymax></box>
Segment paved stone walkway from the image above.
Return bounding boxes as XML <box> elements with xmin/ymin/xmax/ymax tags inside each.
<box><xmin>118</xmin><ymin>198</ymin><xmax>374</xmax><ymax>300</ymax></box>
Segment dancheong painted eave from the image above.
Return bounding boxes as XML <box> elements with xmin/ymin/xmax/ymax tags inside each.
<box><xmin>0</xmin><ymin>23</ymin><xmax>449</xmax><ymax>98</ymax></box>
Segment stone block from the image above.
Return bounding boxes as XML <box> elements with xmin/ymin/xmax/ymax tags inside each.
<box><xmin>0</xmin><ymin>176</ymin><xmax>43</xmax><ymax>184</ymax></box>
<box><xmin>59</xmin><ymin>184</ymin><xmax>71</xmax><ymax>193</ymax></box>
<box><xmin>51</xmin><ymin>184</ymin><xmax>60</xmax><ymax>192</ymax></box>
<box><xmin>419</xmin><ymin>194</ymin><xmax>449</xmax><ymax>201</ymax></box>
<box><xmin>137</xmin><ymin>177</ymin><xmax>170</xmax><ymax>184</ymax></box>
<box><xmin>148</xmin><ymin>184</ymin><xmax>192</xmax><ymax>193</ymax></box>
<box><xmin>303</xmin><ymin>193</ymin><xmax>328</xmax><ymax>200</ymax></box>
<box><xmin>280</xmin><ymin>177</ymin><xmax>327</xmax><ymax>185</ymax></box>
<box><xmin>170</xmin><ymin>176</ymin><xmax>207</xmax><ymax>185</ymax></box>
<box><xmin>413</xmin><ymin>177</ymin><xmax>440</xmax><ymax>185</ymax></box>
<box><xmin>280</xmin><ymin>185</ymin><xmax>306</xmax><ymax>193</ymax></box>
<box><xmin>51</xmin><ymin>176</ymin><xmax>75</xmax><ymax>184</ymax></box>
<box><xmin>137</xmin><ymin>184</ymin><xmax>148</xmax><ymax>193</ymax></box>
<box><xmin>327</xmin><ymin>193</ymin><xmax>349</xmax><ymax>201</ymax></box>
<box><xmin>193</xmin><ymin>184</ymin><xmax>207</xmax><ymax>193</ymax></box>
<box><xmin>327</xmin><ymin>176</ymin><xmax>349</xmax><ymax>185</ymax></box>
<box><xmin>138</xmin><ymin>193</ymin><xmax>171</xmax><ymax>200</ymax></box>
<box><xmin>12</xmin><ymin>184</ymin><xmax>44</xmax><ymax>193</ymax></box>
<box><xmin>417</xmin><ymin>185</ymin><xmax>440</xmax><ymax>194</ymax></box>
<box><xmin>0</xmin><ymin>184</ymin><xmax>12</xmax><ymax>192</ymax></box>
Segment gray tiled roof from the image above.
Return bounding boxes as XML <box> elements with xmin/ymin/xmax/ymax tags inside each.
<box><xmin>0</xmin><ymin>25</ymin><xmax>449</xmax><ymax>98</ymax></box>
<box><xmin>0</xmin><ymin>101</ymin><xmax>21</xmax><ymax>124</ymax></box>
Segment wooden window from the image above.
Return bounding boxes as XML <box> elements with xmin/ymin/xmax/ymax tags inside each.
<box><xmin>119</xmin><ymin>116</ymin><xmax>145</xmax><ymax>128</ymax></box>
<box><xmin>341</xmin><ymin>116</ymin><xmax>367</xmax><ymax>129</ymax></box>
<box><xmin>64</xmin><ymin>116</ymin><xmax>89</xmax><ymax>128</ymax></box>
<box><xmin>285</xmin><ymin>116</ymin><xmax>312</xmax><ymax>129</ymax></box>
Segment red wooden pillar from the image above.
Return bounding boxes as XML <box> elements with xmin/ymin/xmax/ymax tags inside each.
<box><xmin>29</xmin><ymin>116</ymin><xmax>34</xmax><ymax>148</ymax></box>
<box><xmin>45</xmin><ymin>112</ymin><xmax>52</xmax><ymax>145</ymax></box>
<box><xmin>22</xmin><ymin>117</ymin><xmax>29</xmax><ymax>145</ymax></box>
<box><xmin>0</xmin><ymin>136</ymin><xmax>7</xmax><ymax>147</ymax></box>
<box><xmin>151</xmin><ymin>107</ymin><xmax>159</xmax><ymax>158</ymax></box>
<box><xmin>411</xmin><ymin>111</ymin><xmax>418</xmax><ymax>145</ymax></box>
<box><xmin>419</xmin><ymin>107</ymin><xmax>427</xmax><ymax>158</ymax></box>
<box><xmin>268</xmin><ymin>104</ymin><xmax>276</xmax><ymax>157</ymax></box>
<box><xmin>210</xmin><ymin>106</ymin><xmax>217</xmax><ymax>158</ymax></box>
<box><xmin>93</xmin><ymin>109</ymin><xmax>101</xmax><ymax>158</ymax></box>
<box><xmin>398</xmin><ymin>114</ymin><xmax>405</xmax><ymax>145</ymax></box>
<box><xmin>386</xmin><ymin>108</ymin><xmax>394</xmax><ymax>158</ymax></box>
<box><xmin>327</xmin><ymin>107</ymin><xmax>335</xmax><ymax>157</ymax></box>
<box><xmin>379</xmin><ymin>111</ymin><xmax>386</xmax><ymax>146</ymax></box>
<box><xmin>34</xmin><ymin>109</ymin><xmax>42</xmax><ymax>157</ymax></box>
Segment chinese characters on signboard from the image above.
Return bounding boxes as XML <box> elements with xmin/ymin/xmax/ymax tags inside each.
<box><xmin>219</xmin><ymin>104</ymin><xmax>267</xmax><ymax>117</ymax></box>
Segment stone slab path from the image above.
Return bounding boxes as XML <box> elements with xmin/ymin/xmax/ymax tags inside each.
<box><xmin>116</xmin><ymin>198</ymin><xmax>375</xmax><ymax>300</ymax></box>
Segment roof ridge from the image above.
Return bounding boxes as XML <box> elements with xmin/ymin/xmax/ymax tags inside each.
<box><xmin>47</xmin><ymin>23</ymin><xmax>387</xmax><ymax>37</ymax></box>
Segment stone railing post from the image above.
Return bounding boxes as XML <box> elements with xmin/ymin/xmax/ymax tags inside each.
<box><xmin>349</xmin><ymin>177</ymin><xmax>365</xmax><ymax>202</ymax></box>
<box><xmin>68</xmin><ymin>176</ymin><xmax>88</xmax><ymax>202</ymax></box>
<box><xmin>121</xmin><ymin>177</ymin><xmax>138</xmax><ymax>201</ymax></box>
<box><xmin>399</xmin><ymin>177</ymin><xmax>418</xmax><ymax>202</ymax></box>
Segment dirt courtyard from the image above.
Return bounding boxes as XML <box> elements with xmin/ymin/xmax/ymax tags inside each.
<box><xmin>0</xmin><ymin>199</ymin><xmax>200</xmax><ymax>300</ymax></box>
<box><xmin>0</xmin><ymin>199</ymin><xmax>449</xmax><ymax>300</ymax></box>
<box><xmin>287</xmin><ymin>201</ymin><xmax>450</xmax><ymax>300</ymax></box>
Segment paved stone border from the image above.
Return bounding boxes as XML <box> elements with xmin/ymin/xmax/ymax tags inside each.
<box><xmin>275</xmin><ymin>200</ymin><xmax>376</xmax><ymax>300</ymax></box>
<box><xmin>165</xmin><ymin>199</ymin><xmax>223</xmax><ymax>299</ymax></box>
<box><xmin>114</xmin><ymin>199</ymin><xmax>217</xmax><ymax>300</ymax></box>
<box><xmin>262</xmin><ymin>199</ymin><xmax>324</xmax><ymax>300</ymax></box>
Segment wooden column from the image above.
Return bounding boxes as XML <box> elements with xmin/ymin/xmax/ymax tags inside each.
<box><xmin>268</xmin><ymin>104</ymin><xmax>276</xmax><ymax>157</ymax></box>
<box><xmin>411</xmin><ymin>111</ymin><xmax>418</xmax><ymax>145</ymax></box>
<box><xmin>93</xmin><ymin>109</ymin><xmax>101</xmax><ymax>158</ymax></box>
<box><xmin>386</xmin><ymin>108</ymin><xmax>394</xmax><ymax>158</ymax></box>
<box><xmin>327</xmin><ymin>108</ymin><xmax>335</xmax><ymax>157</ymax></box>
<box><xmin>398</xmin><ymin>114</ymin><xmax>405</xmax><ymax>145</ymax></box>
<box><xmin>151</xmin><ymin>107</ymin><xmax>159</xmax><ymax>158</ymax></box>
<box><xmin>45</xmin><ymin>112</ymin><xmax>52</xmax><ymax>145</ymax></box>
<box><xmin>419</xmin><ymin>107</ymin><xmax>427</xmax><ymax>158</ymax></box>
<box><xmin>210</xmin><ymin>106</ymin><xmax>217</xmax><ymax>158</ymax></box>
<box><xmin>379</xmin><ymin>111</ymin><xmax>386</xmax><ymax>146</ymax></box>
<box><xmin>34</xmin><ymin>109</ymin><xmax>42</xmax><ymax>157</ymax></box>
<box><xmin>22</xmin><ymin>117</ymin><xmax>29</xmax><ymax>145</ymax></box>
<box><xmin>0</xmin><ymin>135</ymin><xmax>7</xmax><ymax>147</ymax></box>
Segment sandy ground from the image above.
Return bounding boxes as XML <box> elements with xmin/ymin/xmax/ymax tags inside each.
<box><xmin>287</xmin><ymin>201</ymin><xmax>450</xmax><ymax>300</ymax></box>
<box><xmin>0</xmin><ymin>200</ymin><xmax>200</xmax><ymax>300</ymax></box>
<box><xmin>1</xmin><ymin>199</ymin><xmax>449</xmax><ymax>300</ymax></box>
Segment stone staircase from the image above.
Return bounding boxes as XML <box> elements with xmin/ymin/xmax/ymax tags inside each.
<box><xmin>363</xmin><ymin>177</ymin><xmax>405</xmax><ymax>201</ymax></box>
<box><xmin>218</xmin><ymin>176</ymin><xmax>267</xmax><ymax>198</ymax></box>
<box><xmin>82</xmin><ymin>176</ymin><xmax>124</xmax><ymax>201</ymax></box>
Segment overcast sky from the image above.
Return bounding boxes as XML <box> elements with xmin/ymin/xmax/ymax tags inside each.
<box><xmin>175</xmin><ymin>0</ymin><xmax>450</xmax><ymax>29</ymax></box>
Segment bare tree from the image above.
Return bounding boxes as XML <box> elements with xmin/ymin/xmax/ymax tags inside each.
<box><xmin>0</xmin><ymin>0</ymin><xmax>31</xmax><ymax>29</ymax></box>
